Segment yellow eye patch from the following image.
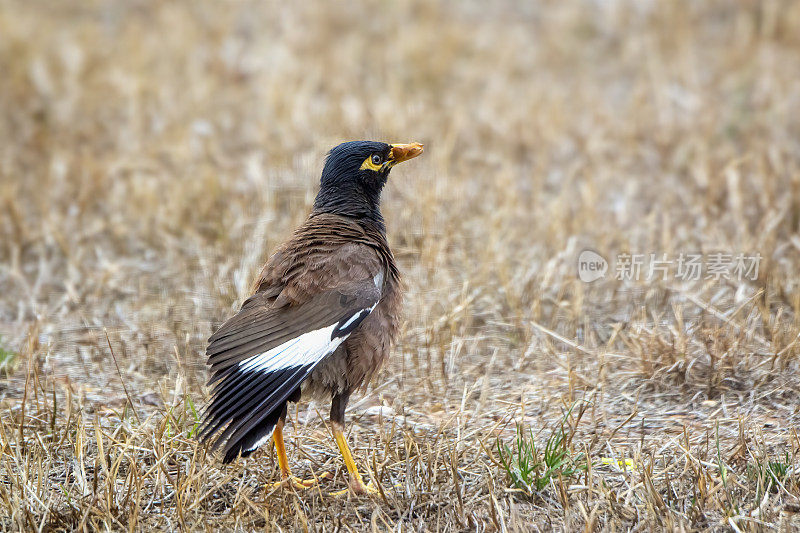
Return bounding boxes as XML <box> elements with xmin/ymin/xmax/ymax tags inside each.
<box><xmin>360</xmin><ymin>155</ymin><xmax>385</xmax><ymax>171</ymax></box>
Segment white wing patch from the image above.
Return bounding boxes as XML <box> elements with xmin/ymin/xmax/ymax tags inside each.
<box><xmin>237</xmin><ymin>303</ymin><xmax>378</xmax><ymax>375</ymax></box>
<box><xmin>238</xmin><ymin>322</ymin><xmax>345</xmax><ymax>374</ymax></box>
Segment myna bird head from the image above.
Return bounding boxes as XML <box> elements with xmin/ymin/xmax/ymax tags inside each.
<box><xmin>313</xmin><ymin>140</ymin><xmax>423</xmax><ymax>222</ymax></box>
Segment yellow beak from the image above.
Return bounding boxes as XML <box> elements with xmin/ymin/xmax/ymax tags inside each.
<box><xmin>389</xmin><ymin>143</ymin><xmax>424</xmax><ymax>165</ymax></box>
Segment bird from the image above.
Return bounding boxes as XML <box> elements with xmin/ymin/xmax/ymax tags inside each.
<box><xmin>198</xmin><ymin>140</ymin><xmax>423</xmax><ymax>495</ymax></box>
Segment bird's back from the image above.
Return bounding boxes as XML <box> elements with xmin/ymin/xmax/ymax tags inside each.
<box><xmin>263</xmin><ymin>213</ymin><xmax>403</xmax><ymax>396</ymax></box>
<box><xmin>294</xmin><ymin>214</ymin><xmax>402</xmax><ymax>396</ymax></box>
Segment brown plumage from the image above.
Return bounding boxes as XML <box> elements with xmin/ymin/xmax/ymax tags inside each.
<box><xmin>199</xmin><ymin>140</ymin><xmax>422</xmax><ymax>494</ymax></box>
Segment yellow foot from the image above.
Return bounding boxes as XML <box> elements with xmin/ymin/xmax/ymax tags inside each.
<box><xmin>270</xmin><ymin>472</ymin><xmax>331</xmax><ymax>491</ymax></box>
<box><xmin>331</xmin><ymin>480</ymin><xmax>381</xmax><ymax>497</ymax></box>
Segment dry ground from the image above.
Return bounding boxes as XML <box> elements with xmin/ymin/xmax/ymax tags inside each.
<box><xmin>2</xmin><ymin>0</ymin><xmax>800</xmax><ymax>531</ymax></box>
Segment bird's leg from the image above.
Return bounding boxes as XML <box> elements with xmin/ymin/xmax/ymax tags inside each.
<box><xmin>269</xmin><ymin>413</ymin><xmax>330</xmax><ymax>490</ymax></box>
<box><xmin>329</xmin><ymin>392</ymin><xmax>379</xmax><ymax>496</ymax></box>
<box><xmin>331</xmin><ymin>421</ymin><xmax>378</xmax><ymax>495</ymax></box>
<box><xmin>272</xmin><ymin>419</ymin><xmax>296</xmax><ymax>480</ymax></box>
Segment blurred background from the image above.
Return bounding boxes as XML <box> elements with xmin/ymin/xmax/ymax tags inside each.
<box><xmin>2</xmin><ymin>0</ymin><xmax>800</xmax><ymax>529</ymax></box>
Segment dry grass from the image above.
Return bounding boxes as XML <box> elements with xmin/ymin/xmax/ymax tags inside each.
<box><xmin>2</xmin><ymin>0</ymin><xmax>800</xmax><ymax>530</ymax></box>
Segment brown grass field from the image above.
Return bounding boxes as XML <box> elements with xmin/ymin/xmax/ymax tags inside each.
<box><xmin>2</xmin><ymin>0</ymin><xmax>800</xmax><ymax>530</ymax></box>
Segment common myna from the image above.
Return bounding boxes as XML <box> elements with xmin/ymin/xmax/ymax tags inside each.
<box><xmin>199</xmin><ymin>140</ymin><xmax>423</xmax><ymax>494</ymax></box>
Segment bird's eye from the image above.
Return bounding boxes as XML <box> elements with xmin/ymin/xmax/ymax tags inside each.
<box><xmin>371</xmin><ymin>154</ymin><xmax>383</xmax><ymax>166</ymax></box>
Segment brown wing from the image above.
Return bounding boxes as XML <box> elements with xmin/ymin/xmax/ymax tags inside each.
<box><xmin>199</xmin><ymin>219</ymin><xmax>386</xmax><ymax>462</ymax></box>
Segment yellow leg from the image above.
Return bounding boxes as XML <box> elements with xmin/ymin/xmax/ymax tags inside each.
<box><xmin>269</xmin><ymin>419</ymin><xmax>330</xmax><ymax>490</ymax></box>
<box><xmin>332</xmin><ymin>422</ymin><xmax>378</xmax><ymax>495</ymax></box>
<box><xmin>273</xmin><ymin>420</ymin><xmax>292</xmax><ymax>479</ymax></box>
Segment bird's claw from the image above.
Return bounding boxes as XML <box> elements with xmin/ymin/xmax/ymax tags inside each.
<box><xmin>330</xmin><ymin>480</ymin><xmax>381</xmax><ymax>497</ymax></box>
<box><xmin>270</xmin><ymin>471</ymin><xmax>331</xmax><ymax>491</ymax></box>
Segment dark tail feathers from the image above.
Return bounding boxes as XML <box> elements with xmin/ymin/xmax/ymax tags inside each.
<box><xmin>221</xmin><ymin>402</ymin><xmax>285</xmax><ymax>464</ymax></box>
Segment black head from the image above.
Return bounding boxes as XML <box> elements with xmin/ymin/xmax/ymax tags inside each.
<box><xmin>313</xmin><ymin>140</ymin><xmax>423</xmax><ymax>225</ymax></box>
